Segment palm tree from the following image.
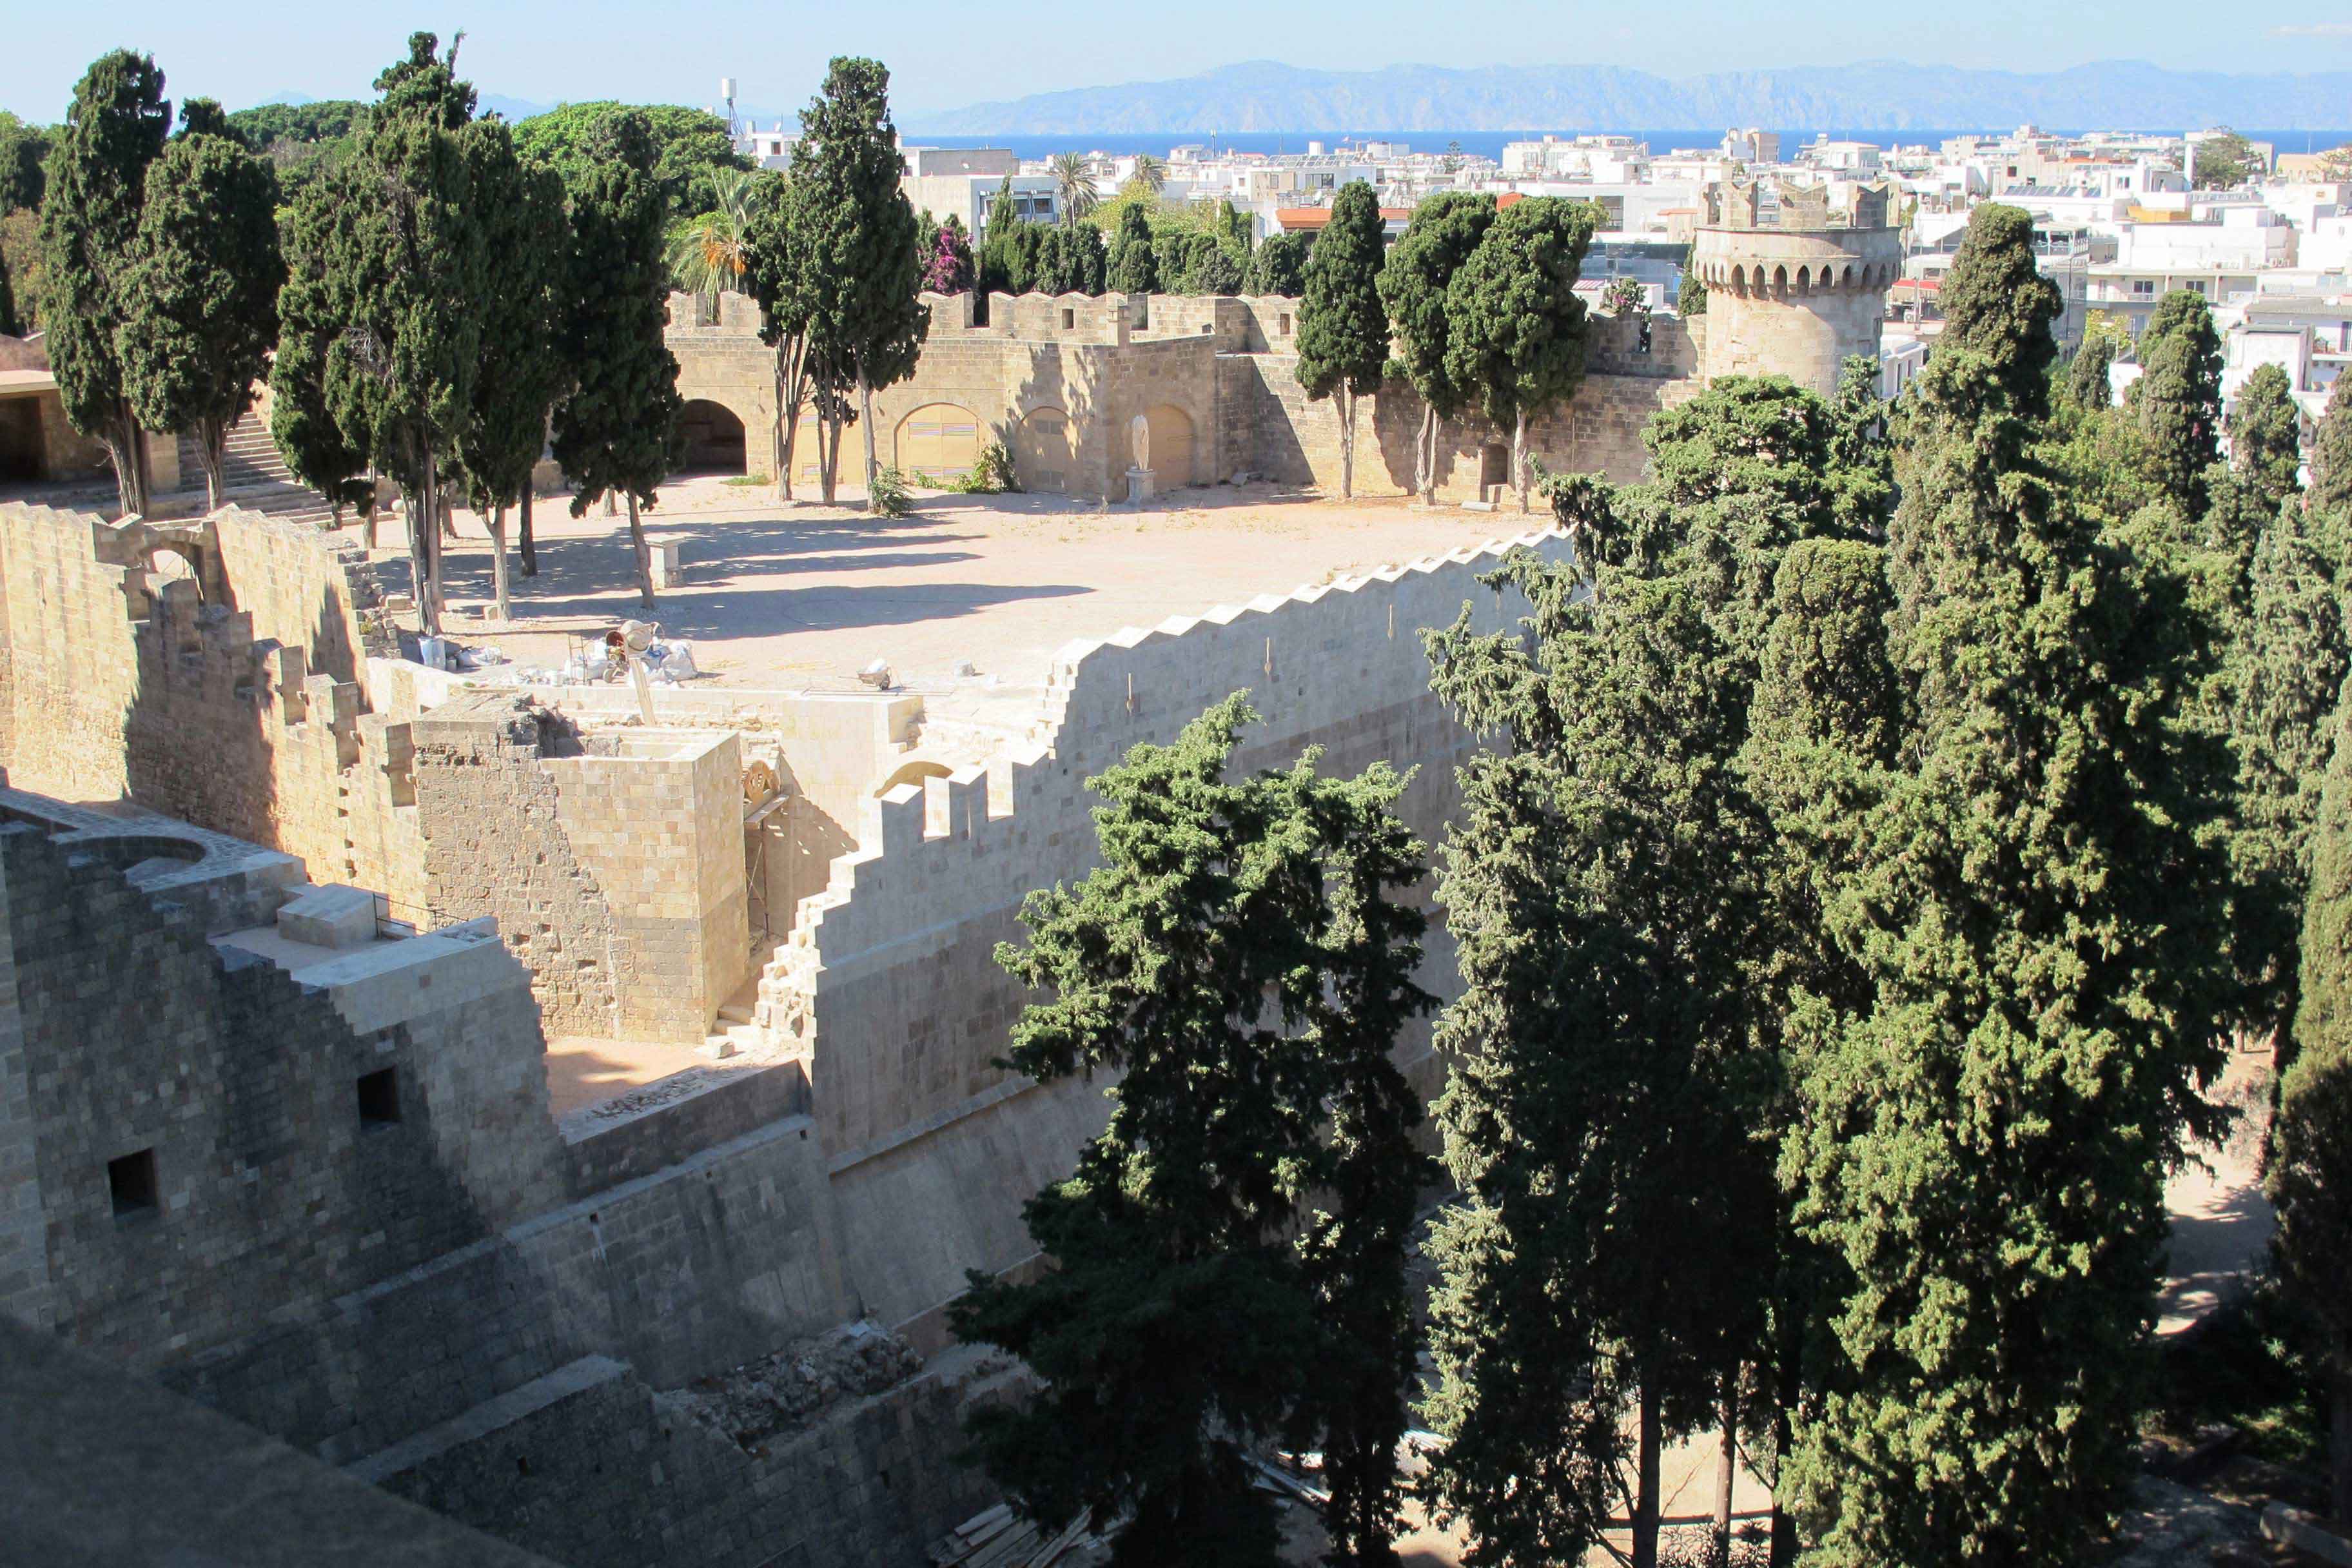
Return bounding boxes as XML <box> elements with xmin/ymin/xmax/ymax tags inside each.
<box><xmin>667</xmin><ymin>166</ymin><xmax>759</xmax><ymax>306</ymax></box>
<box><xmin>1132</xmin><ymin>153</ymin><xmax>1167</xmax><ymax>195</ymax></box>
<box><xmin>1048</xmin><ymin>151</ymin><xmax>1099</xmax><ymax>226</ymax></box>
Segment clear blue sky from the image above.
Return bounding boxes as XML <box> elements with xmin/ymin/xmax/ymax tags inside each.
<box><xmin>3</xmin><ymin>0</ymin><xmax>2347</xmax><ymax>124</ymax></box>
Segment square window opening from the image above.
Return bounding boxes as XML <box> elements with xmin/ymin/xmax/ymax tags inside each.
<box><xmin>358</xmin><ymin>1066</ymin><xmax>403</xmax><ymax>1128</ymax></box>
<box><xmin>108</xmin><ymin>1148</ymin><xmax>157</xmax><ymax>1219</ymax></box>
<box><xmin>1061</xmin><ymin>308</ymin><xmax>1075</xmax><ymax>329</ymax></box>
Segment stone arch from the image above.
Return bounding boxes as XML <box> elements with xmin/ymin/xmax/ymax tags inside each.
<box><xmin>1143</xmin><ymin>404</ymin><xmax>1196</xmax><ymax>487</ymax></box>
<box><xmin>1772</xmin><ymin>264</ymin><xmax>1788</xmax><ymax>295</ymax></box>
<box><xmin>1841</xmin><ymin>262</ymin><xmax>1856</xmax><ymax>288</ymax></box>
<box><xmin>876</xmin><ymin>758</ymin><xmax>952</xmax><ymax>797</ymax></box>
<box><xmin>676</xmin><ymin>398</ymin><xmax>749</xmax><ymax>474</ymax></box>
<box><xmin>1013</xmin><ymin>406</ymin><xmax>1074</xmax><ymax>493</ymax></box>
<box><xmin>896</xmin><ymin>402</ymin><xmax>983</xmax><ymax>482</ymax></box>
<box><xmin>1796</xmin><ymin>265</ymin><xmax>1812</xmax><ymax>292</ymax></box>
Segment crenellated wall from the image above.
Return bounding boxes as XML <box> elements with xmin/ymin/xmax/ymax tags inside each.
<box><xmin>756</xmin><ymin>527</ymin><xmax>1577</xmax><ymax>1326</ymax></box>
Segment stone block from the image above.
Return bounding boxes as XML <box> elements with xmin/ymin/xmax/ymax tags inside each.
<box><xmin>276</xmin><ymin>884</ymin><xmax>378</xmax><ymax>948</ymax></box>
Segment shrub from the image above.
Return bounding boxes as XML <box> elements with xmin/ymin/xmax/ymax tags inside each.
<box><xmin>945</xmin><ymin>440</ymin><xmax>1019</xmax><ymax>495</ymax></box>
<box><xmin>869</xmin><ymin>464</ymin><xmax>912</xmax><ymax>518</ymax></box>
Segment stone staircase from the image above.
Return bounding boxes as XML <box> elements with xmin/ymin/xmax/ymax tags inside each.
<box><xmin>179</xmin><ymin>413</ymin><xmax>338</xmax><ymax>528</ymax></box>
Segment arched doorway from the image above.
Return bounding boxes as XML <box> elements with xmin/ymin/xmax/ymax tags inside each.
<box><xmin>1144</xmin><ymin>404</ymin><xmax>1195</xmax><ymax>487</ymax></box>
<box><xmin>1014</xmin><ymin>406</ymin><xmax>1073</xmax><ymax>493</ymax></box>
<box><xmin>895</xmin><ymin>403</ymin><xmax>982</xmax><ymax>483</ymax></box>
<box><xmin>676</xmin><ymin>399</ymin><xmax>748</xmax><ymax>474</ymax></box>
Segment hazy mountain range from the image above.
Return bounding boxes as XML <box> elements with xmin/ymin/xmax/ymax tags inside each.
<box><xmin>902</xmin><ymin>59</ymin><xmax>2352</xmax><ymax>136</ymax></box>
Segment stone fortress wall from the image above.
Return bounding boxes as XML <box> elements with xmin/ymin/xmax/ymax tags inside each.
<box><xmin>0</xmin><ymin>479</ymin><xmax>1573</xmax><ymax>1564</ymax></box>
<box><xmin>0</xmin><ymin>187</ymin><xmax>1889</xmax><ymax>1562</ymax></box>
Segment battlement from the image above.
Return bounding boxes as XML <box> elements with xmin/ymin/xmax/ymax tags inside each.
<box><xmin>1706</xmin><ymin>177</ymin><xmax>1898</xmax><ymax>232</ymax></box>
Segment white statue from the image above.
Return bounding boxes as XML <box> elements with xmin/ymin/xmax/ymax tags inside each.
<box><xmin>1128</xmin><ymin>413</ymin><xmax>1151</xmax><ymax>473</ymax></box>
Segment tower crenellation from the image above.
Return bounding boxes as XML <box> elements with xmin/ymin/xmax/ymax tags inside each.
<box><xmin>1692</xmin><ymin>179</ymin><xmax>1903</xmax><ymax>396</ymax></box>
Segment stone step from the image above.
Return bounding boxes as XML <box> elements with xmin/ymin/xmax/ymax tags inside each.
<box><xmin>342</xmin><ymin>1355</ymin><xmax>630</xmax><ymax>1486</ymax></box>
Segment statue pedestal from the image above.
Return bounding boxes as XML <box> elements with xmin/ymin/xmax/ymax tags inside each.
<box><xmin>1125</xmin><ymin>467</ymin><xmax>1155</xmax><ymax>505</ymax></box>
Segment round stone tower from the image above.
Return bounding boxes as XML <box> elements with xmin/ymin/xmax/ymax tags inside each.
<box><xmin>1692</xmin><ymin>181</ymin><xmax>1903</xmax><ymax>397</ymax></box>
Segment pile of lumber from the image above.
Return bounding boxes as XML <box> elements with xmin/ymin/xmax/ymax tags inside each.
<box><xmin>928</xmin><ymin>1504</ymin><xmax>1102</xmax><ymax>1567</ymax></box>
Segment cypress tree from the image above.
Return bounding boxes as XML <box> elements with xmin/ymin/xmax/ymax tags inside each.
<box><xmin>745</xmin><ymin>172</ymin><xmax>819</xmax><ymax>503</ymax></box>
<box><xmin>38</xmin><ymin>50</ymin><xmax>170</xmax><ymax>518</ymax></box>
<box><xmin>1442</xmin><ymin>195</ymin><xmax>1599</xmax><ymax>513</ymax></box>
<box><xmin>1245</xmin><ymin>229</ymin><xmax>1312</xmax><ymax>297</ymax></box>
<box><xmin>268</xmin><ymin>159</ymin><xmax>376</xmax><ymax>531</ymax></box>
<box><xmin>2313</xmin><ymin>376</ymin><xmax>2352</xmax><ymax>525</ymax></box>
<box><xmin>1109</xmin><ymin>201</ymin><xmax>1157</xmax><ymax>294</ymax></box>
<box><xmin>1296</xmin><ymin>181</ymin><xmax>1389</xmax><ymax>500</ymax></box>
<box><xmin>1785</xmin><ymin>345</ymin><xmax>2234</xmax><ymax>1565</ymax></box>
<box><xmin>2139</xmin><ymin>289</ymin><xmax>2224</xmax><ymax>517</ymax></box>
<box><xmin>2069</xmin><ymin>333</ymin><xmax>2119</xmax><ymax>408</ymax></box>
<box><xmin>120</xmin><ymin>104</ymin><xmax>284</xmax><ymax>511</ymax></box>
<box><xmin>1933</xmin><ymin>202</ymin><xmax>2062</xmax><ymax>419</ymax></box>
<box><xmin>2231</xmin><ymin>361</ymin><xmax>2304</xmax><ymax>507</ymax></box>
<box><xmin>1422</xmin><ymin>549</ymin><xmax>1776</xmax><ymax>1568</ymax></box>
<box><xmin>551</xmin><ymin>109</ymin><xmax>682</xmax><ymax>608</ymax></box>
<box><xmin>794</xmin><ymin>57</ymin><xmax>927</xmax><ymax>507</ymax></box>
<box><xmin>451</xmin><ymin>125</ymin><xmax>565</xmax><ymax>618</ymax></box>
<box><xmin>0</xmin><ymin>246</ymin><xmax>16</xmax><ymax>338</ymax></box>
<box><xmin>1378</xmin><ymin>191</ymin><xmax>1494</xmax><ymax>504</ymax></box>
<box><xmin>2274</xmin><ymin>689</ymin><xmax>2352</xmax><ymax>1528</ymax></box>
<box><xmin>2228</xmin><ymin>500</ymin><xmax>2350</xmax><ymax>1048</ymax></box>
<box><xmin>952</xmin><ymin>695</ymin><xmax>1431</xmax><ymax>1568</ymax></box>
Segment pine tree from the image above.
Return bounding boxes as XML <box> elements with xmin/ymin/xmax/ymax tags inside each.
<box><xmin>1296</xmin><ymin>181</ymin><xmax>1390</xmax><ymax>500</ymax></box>
<box><xmin>551</xmin><ymin>108</ymin><xmax>683</xmax><ymax>608</ymax></box>
<box><xmin>1442</xmin><ymin>195</ymin><xmax>1599</xmax><ymax>513</ymax></box>
<box><xmin>451</xmin><ymin>125</ymin><xmax>565</xmax><ymax>619</ymax></box>
<box><xmin>952</xmin><ymin>695</ymin><xmax>1431</xmax><ymax>1568</ymax></box>
<box><xmin>794</xmin><ymin>57</ymin><xmax>927</xmax><ymax>506</ymax></box>
<box><xmin>1933</xmin><ymin>202</ymin><xmax>2062</xmax><ymax>419</ymax></box>
<box><xmin>1785</xmin><ymin>344</ymin><xmax>2235</xmax><ymax>1565</ymax></box>
<box><xmin>2139</xmin><ymin>289</ymin><xmax>2224</xmax><ymax>516</ymax></box>
<box><xmin>2275</xmin><ymin>689</ymin><xmax>2352</xmax><ymax>1528</ymax></box>
<box><xmin>1378</xmin><ymin>191</ymin><xmax>1494</xmax><ymax>504</ymax></box>
<box><xmin>38</xmin><ymin>50</ymin><xmax>171</xmax><ymax>518</ymax></box>
<box><xmin>1109</xmin><ymin>201</ymin><xmax>1157</xmax><ymax>294</ymax></box>
<box><xmin>119</xmin><ymin>104</ymin><xmax>284</xmax><ymax>511</ymax></box>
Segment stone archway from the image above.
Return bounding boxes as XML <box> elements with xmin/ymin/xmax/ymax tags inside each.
<box><xmin>1144</xmin><ymin>404</ymin><xmax>1195</xmax><ymax>488</ymax></box>
<box><xmin>895</xmin><ymin>404</ymin><xmax>983</xmax><ymax>483</ymax></box>
<box><xmin>676</xmin><ymin>399</ymin><xmax>749</xmax><ymax>475</ymax></box>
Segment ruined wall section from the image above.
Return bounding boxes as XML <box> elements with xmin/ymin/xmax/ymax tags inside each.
<box><xmin>0</xmin><ymin>502</ymin><xmax>428</xmax><ymax>919</ymax></box>
<box><xmin>0</xmin><ymin>824</ymin><xmax>564</xmax><ymax>1367</ymax></box>
<box><xmin>758</xmin><ymin>529</ymin><xmax>1575</xmax><ymax>1326</ymax></box>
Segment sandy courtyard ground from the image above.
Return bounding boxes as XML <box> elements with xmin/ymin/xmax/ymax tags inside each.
<box><xmin>349</xmin><ymin>473</ymin><xmax>1553</xmax><ymax>695</ymax></box>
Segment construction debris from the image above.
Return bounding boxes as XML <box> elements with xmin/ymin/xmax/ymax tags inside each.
<box><xmin>928</xmin><ymin>1505</ymin><xmax>1110</xmax><ymax>1567</ymax></box>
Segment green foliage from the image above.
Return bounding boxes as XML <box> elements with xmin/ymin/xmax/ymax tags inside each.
<box><xmin>0</xmin><ymin>110</ymin><xmax>57</xmax><ymax>213</ymax></box>
<box><xmin>513</xmin><ymin>100</ymin><xmax>749</xmax><ymax>217</ymax></box>
<box><xmin>1108</xmin><ymin>201</ymin><xmax>1157</xmax><ymax>293</ymax></box>
<box><xmin>2313</xmin><ymin>377</ymin><xmax>2352</xmax><ymax>529</ymax></box>
<box><xmin>1442</xmin><ymin>195</ymin><xmax>1600</xmax><ymax>507</ymax></box>
<box><xmin>2275</xmin><ymin>690</ymin><xmax>2352</xmax><ymax>1522</ymax></box>
<box><xmin>37</xmin><ymin>48</ymin><xmax>172</xmax><ymax>516</ymax></box>
<box><xmin>952</xmin><ymin>696</ymin><xmax>1432</xmax><ymax>1568</ymax></box>
<box><xmin>551</xmin><ymin>110</ymin><xmax>683</xmax><ymax>520</ymax></box>
<box><xmin>794</xmin><ymin>55</ymin><xmax>926</xmax><ymax>504</ymax></box>
<box><xmin>1677</xmin><ymin>255</ymin><xmax>1707</xmax><ymax>316</ymax></box>
<box><xmin>1244</xmin><ymin>228</ymin><xmax>1312</xmax><ymax>296</ymax></box>
<box><xmin>919</xmin><ymin>211</ymin><xmax>975</xmax><ymax>294</ymax></box>
<box><xmin>1785</xmin><ymin>345</ymin><xmax>2233</xmax><ymax>1565</ymax></box>
<box><xmin>1378</xmin><ymin>192</ymin><xmax>1493</xmax><ymax>423</ymax></box>
<box><xmin>1934</xmin><ymin>201</ymin><xmax>2061</xmax><ymax>419</ymax></box>
<box><xmin>2068</xmin><ymin>333</ymin><xmax>2119</xmax><ymax>409</ymax></box>
<box><xmin>225</xmin><ymin>99</ymin><xmax>366</xmax><ymax>152</ymax></box>
<box><xmin>1048</xmin><ymin>150</ymin><xmax>1099</xmax><ymax>225</ymax></box>
<box><xmin>943</xmin><ymin>440</ymin><xmax>1017</xmax><ymax>495</ymax></box>
<box><xmin>0</xmin><ymin>210</ymin><xmax>39</xmax><ymax>334</ymax></box>
<box><xmin>451</xmin><ymin>125</ymin><xmax>567</xmax><ymax>520</ymax></box>
<box><xmin>2193</xmin><ymin>130</ymin><xmax>2263</xmax><ymax>191</ymax></box>
<box><xmin>119</xmin><ymin>112</ymin><xmax>284</xmax><ymax>507</ymax></box>
<box><xmin>867</xmin><ymin>463</ymin><xmax>911</xmax><ymax>516</ymax></box>
<box><xmin>1600</xmin><ymin>273</ymin><xmax>1646</xmax><ymax>317</ymax></box>
<box><xmin>1297</xmin><ymin>184</ymin><xmax>1388</xmax><ymax>400</ymax></box>
<box><xmin>2231</xmin><ymin>362</ymin><xmax>2304</xmax><ymax>507</ymax></box>
<box><xmin>665</xmin><ymin>164</ymin><xmax>756</xmax><ymax>302</ymax></box>
<box><xmin>1296</xmin><ymin>182</ymin><xmax>1389</xmax><ymax>497</ymax></box>
<box><xmin>2139</xmin><ymin>289</ymin><xmax>2224</xmax><ymax>516</ymax></box>
<box><xmin>2226</xmin><ymin>499</ymin><xmax>2349</xmax><ymax>1044</ymax></box>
